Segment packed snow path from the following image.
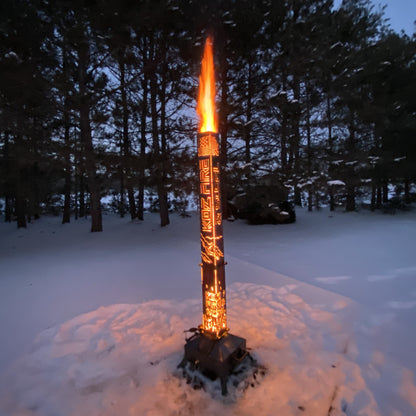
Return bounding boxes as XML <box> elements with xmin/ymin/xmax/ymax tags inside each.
<box><xmin>0</xmin><ymin>208</ymin><xmax>415</xmax><ymax>415</ymax></box>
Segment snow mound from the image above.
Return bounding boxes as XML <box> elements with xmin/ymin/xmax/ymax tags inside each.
<box><xmin>0</xmin><ymin>283</ymin><xmax>378</xmax><ymax>416</ymax></box>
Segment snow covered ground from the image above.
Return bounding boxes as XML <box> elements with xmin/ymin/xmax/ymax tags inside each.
<box><xmin>0</xmin><ymin>208</ymin><xmax>415</xmax><ymax>415</ymax></box>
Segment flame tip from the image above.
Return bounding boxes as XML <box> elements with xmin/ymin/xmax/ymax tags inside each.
<box><xmin>197</xmin><ymin>36</ymin><xmax>217</xmax><ymax>133</ymax></box>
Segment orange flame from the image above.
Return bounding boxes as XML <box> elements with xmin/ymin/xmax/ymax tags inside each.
<box><xmin>197</xmin><ymin>36</ymin><xmax>217</xmax><ymax>133</ymax></box>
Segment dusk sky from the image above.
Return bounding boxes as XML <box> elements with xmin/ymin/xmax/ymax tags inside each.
<box><xmin>334</xmin><ymin>0</ymin><xmax>416</xmax><ymax>35</ymax></box>
<box><xmin>381</xmin><ymin>0</ymin><xmax>416</xmax><ymax>35</ymax></box>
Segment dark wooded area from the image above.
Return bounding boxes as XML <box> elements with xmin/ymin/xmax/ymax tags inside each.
<box><xmin>1</xmin><ymin>0</ymin><xmax>415</xmax><ymax>230</ymax></box>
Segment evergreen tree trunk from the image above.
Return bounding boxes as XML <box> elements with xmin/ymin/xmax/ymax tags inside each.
<box><xmin>329</xmin><ymin>186</ymin><xmax>335</xmax><ymax>211</ymax></box>
<box><xmin>404</xmin><ymin>178</ymin><xmax>410</xmax><ymax>203</ymax></box>
<box><xmin>62</xmin><ymin>93</ymin><xmax>71</xmax><ymax>224</ymax></box>
<box><xmin>346</xmin><ymin>184</ymin><xmax>356</xmax><ymax>211</ymax></box>
<box><xmin>158</xmin><ymin>36</ymin><xmax>169</xmax><ymax>227</ymax></box>
<box><xmin>376</xmin><ymin>185</ymin><xmax>382</xmax><ymax>209</ymax></box>
<box><xmin>15</xmin><ymin>189</ymin><xmax>27</xmax><ymax>228</ymax></box>
<box><xmin>5</xmin><ymin>197</ymin><xmax>12</xmax><ymax>222</ymax></box>
<box><xmin>79</xmin><ymin>174</ymin><xmax>86</xmax><ymax>218</ymax></box>
<box><xmin>119</xmin><ymin>152</ymin><xmax>125</xmax><ymax>218</ymax></box>
<box><xmin>126</xmin><ymin>185</ymin><xmax>135</xmax><ymax>219</ymax></box>
<box><xmin>149</xmin><ymin>37</ymin><xmax>169</xmax><ymax>227</ymax></box>
<box><xmin>29</xmin><ymin>163</ymin><xmax>41</xmax><ymax>220</ymax></box>
<box><xmin>138</xmin><ymin>71</ymin><xmax>148</xmax><ymax>221</ymax></box>
<box><xmin>308</xmin><ymin>187</ymin><xmax>313</xmax><ymax>212</ymax></box>
<box><xmin>77</xmin><ymin>38</ymin><xmax>102</xmax><ymax>232</ymax></box>
<box><xmin>292</xmin><ymin>77</ymin><xmax>301</xmax><ymax>206</ymax></box>
<box><xmin>281</xmin><ymin>111</ymin><xmax>288</xmax><ymax>173</ymax></box>
<box><xmin>382</xmin><ymin>181</ymin><xmax>388</xmax><ymax>203</ymax></box>
<box><xmin>28</xmin><ymin>118</ymin><xmax>40</xmax><ymax>221</ymax></box>
<box><xmin>314</xmin><ymin>185</ymin><xmax>320</xmax><ymax>211</ymax></box>
<box><xmin>15</xmin><ymin>136</ymin><xmax>26</xmax><ymax>228</ymax></box>
<box><xmin>345</xmin><ymin>113</ymin><xmax>356</xmax><ymax>212</ymax></box>
<box><xmin>280</xmin><ymin>74</ymin><xmax>288</xmax><ymax>174</ymax></box>
<box><xmin>244</xmin><ymin>59</ymin><xmax>253</xmax><ymax>166</ymax></box>
<box><xmin>3</xmin><ymin>133</ymin><xmax>12</xmax><ymax>222</ymax></box>
<box><xmin>306</xmin><ymin>83</ymin><xmax>312</xmax><ymax>212</ymax></box>
<box><xmin>74</xmin><ymin>134</ymin><xmax>79</xmax><ymax>220</ymax></box>
<box><xmin>371</xmin><ymin>180</ymin><xmax>376</xmax><ymax>211</ymax></box>
<box><xmin>74</xmin><ymin>163</ymin><xmax>79</xmax><ymax>220</ymax></box>
<box><xmin>119</xmin><ymin>52</ymin><xmax>136</xmax><ymax>220</ymax></box>
<box><xmin>327</xmin><ymin>93</ymin><xmax>333</xmax><ymax>153</ymax></box>
<box><xmin>327</xmin><ymin>90</ymin><xmax>335</xmax><ymax>212</ymax></box>
<box><xmin>294</xmin><ymin>188</ymin><xmax>301</xmax><ymax>208</ymax></box>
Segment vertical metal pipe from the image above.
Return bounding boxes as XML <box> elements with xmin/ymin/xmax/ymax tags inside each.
<box><xmin>197</xmin><ymin>131</ymin><xmax>227</xmax><ymax>338</ymax></box>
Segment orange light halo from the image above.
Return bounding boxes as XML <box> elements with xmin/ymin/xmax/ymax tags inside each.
<box><xmin>197</xmin><ymin>36</ymin><xmax>217</xmax><ymax>133</ymax></box>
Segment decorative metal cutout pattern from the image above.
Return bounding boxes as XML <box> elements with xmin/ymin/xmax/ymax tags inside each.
<box><xmin>198</xmin><ymin>134</ymin><xmax>219</xmax><ymax>157</ymax></box>
<box><xmin>197</xmin><ymin>132</ymin><xmax>227</xmax><ymax>337</ymax></box>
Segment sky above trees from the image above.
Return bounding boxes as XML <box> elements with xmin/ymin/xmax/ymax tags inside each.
<box><xmin>334</xmin><ymin>0</ymin><xmax>416</xmax><ymax>35</ymax></box>
<box><xmin>383</xmin><ymin>0</ymin><xmax>416</xmax><ymax>35</ymax></box>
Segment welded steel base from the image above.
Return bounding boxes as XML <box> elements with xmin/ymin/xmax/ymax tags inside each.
<box><xmin>179</xmin><ymin>332</ymin><xmax>248</xmax><ymax>395</ymax></box>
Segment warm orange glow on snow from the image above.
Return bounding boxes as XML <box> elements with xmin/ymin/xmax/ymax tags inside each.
<box><xmin>197</xmin><ymin>36</ymin><xmax>217</xmax><ymax>133</ymax></box>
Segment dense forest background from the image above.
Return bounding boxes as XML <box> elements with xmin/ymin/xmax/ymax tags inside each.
<box><xmin>1</xmin><ymin>0</ymin><xmax>415</xmax><ymax>231</ymax></box>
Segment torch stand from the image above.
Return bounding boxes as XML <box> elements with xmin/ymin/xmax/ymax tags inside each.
<box><xmin>179</xmin><ymin>131</ymin><xmax>252</xmax><ymax>395</ymax></box>
<box><xmin>180</xmin><ymin>331</ymin><xmax>247</xmax><ymax>395</ymax></box>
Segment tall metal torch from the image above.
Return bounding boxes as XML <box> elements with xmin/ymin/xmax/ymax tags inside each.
<box><xmin>179</xmin><ymin>36</ymin><xmax>247</xmax><ymax>396</ymax></box>
<box><xmin>197</xmin><ymin>130</ymin><xmax>227</xmax><ymax>337</ymax></box>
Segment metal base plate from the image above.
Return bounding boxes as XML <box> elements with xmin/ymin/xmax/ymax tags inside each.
<box><xmin>179</xmin><ymin>332</ymin><xmax>249</xmax><ymax>395</ymax></box>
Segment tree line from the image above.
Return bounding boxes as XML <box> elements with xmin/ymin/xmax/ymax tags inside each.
<box><xmin>1</xmin><ymin>0</ymin><xmax>415</xmax><ymax>230</ymax></box>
